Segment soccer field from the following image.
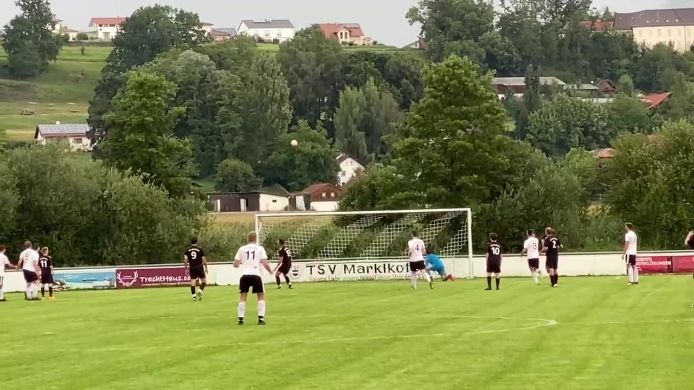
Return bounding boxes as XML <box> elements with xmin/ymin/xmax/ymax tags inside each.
<box><xmin>1</xmin><ymin>277</ymin><xmax>693</xmax><ymax>390</ymax></box>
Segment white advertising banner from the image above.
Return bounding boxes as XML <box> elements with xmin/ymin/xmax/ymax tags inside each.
<box><xmin>2</xmin><ymin>251</ymin><xmax>693</xmax><ymax>292</ymax></box>
<box><xmin>289</xmin><ymin>260</ymin><xmax>412</xmax><ymax>282</ymax></box>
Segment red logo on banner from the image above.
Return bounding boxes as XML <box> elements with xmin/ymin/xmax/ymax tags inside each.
<box><xmin>635</xmin><ymin>256</ymin><xmax>671</xmax><ymax>274</ymax></box>
<box><xmin>115</xmin><ymin>267</ymin><xmax>190</xmax><ymax>288</ymax></box>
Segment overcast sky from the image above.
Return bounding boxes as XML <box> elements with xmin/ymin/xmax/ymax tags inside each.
<box><xmin>1</xmin><ymin>0</ymin><xmax>693</xmax><ymax>47</ymax></box>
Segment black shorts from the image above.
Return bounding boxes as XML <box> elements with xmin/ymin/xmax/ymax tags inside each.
<box><xmin>546</xmin><ymin>256</ymin><xmax>559</xmax><ymax>270</ymax></box>
<box><xmin>189</xmin><ymin>266</ymin><xmax>206</xmax><ymax>280</ymax></box>
<box><xmin>23</xmin><ymin>269</ymin><xmax>38</xmax><ymax>283</ymax></box>
<box><xmin>528</xmin><ymin>258</ymin><xmax>540</xmax><ymax>269</ymax></box>
<box><xmin>627</xmin><ymin>255</ymin><xmax>636</xmax><ymax>266</ymax></box>
<box><xmin>239</xmin><ymin>275</ymin><xmax>264</xmax><ymax>294</ymax></box>
<box><xmin>486</xmin><ymin>260</ymin><xmax>501</xmax><ymax>274</ymax></box>
<box><xmin>40</xmin><ymin>273</ymin><xmax>54</xmax><ymax>284</ymax></box>
<box><xmin>409</xmin><ymin>261</ymin><xmax>426</xmax><ymax>272</ymax></box>
<box><xmin>277</xmin><ymin>262</ymin><xmax>291</xmax><ymax>274</ymax></box>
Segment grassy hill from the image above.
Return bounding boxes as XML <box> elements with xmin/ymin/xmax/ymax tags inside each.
<box><xmin>0</xmin><ymin>43</ymin><xmax>418</xmax><ymax>143</ymax></box>
<box><xmin>0</xmin><ymin>45</ymin><xmax>111</xmax><ymax>143</ymax></box>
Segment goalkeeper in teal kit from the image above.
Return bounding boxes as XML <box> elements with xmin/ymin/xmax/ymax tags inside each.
<box><xmin>425</xmin><ymin>247</ymin><xmax>455</xmax><ymax>282</ymax></box>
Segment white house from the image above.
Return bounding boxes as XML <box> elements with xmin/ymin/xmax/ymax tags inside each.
<box><xmin>238</xmin><ymin>19</ymin><xmax>295</xmax><ymax>42</ymax></box>
<box><xmin>201</xmin><ymin>22</ymin><xmax>214</xmax><ymax>35</ymax></box>
<box><xmin>208</xmin><ymin>191</ymin><xmax>289</xmax><ymax>212</ymax></box>
<box><xmin>50</xmin><ymin>18</ymin><xmax>63</xmax><ymax>34</ymax></box>
<box><xmin>297</xmin><ymin>183</ymin><xmax>343</xmax><ymax>212</ymax></box>
<box><xmin>35</xmin><ymin>123</ymin><xmax>91</xmax><ymax>152</ymax></box>
<box><xmin>337</xmin><ymin>154</ymin><xmax>364</xmax><ymax>186</ymax></box>
<box><xmin>89</xmin><ymin>17</ymin><xmax>126</xmax><ymax>41</ymax></box>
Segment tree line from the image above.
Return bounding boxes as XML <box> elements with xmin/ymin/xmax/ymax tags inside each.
<box><xmin>2</xmin><ymin>0</ymin><xmax>693</xmax><ymax>261</ymax></box>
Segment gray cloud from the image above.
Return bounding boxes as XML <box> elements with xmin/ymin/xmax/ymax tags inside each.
<box><xmin>1</xmin><ymin>0</ymin><xmax>691</xmax><ymax>47</ymax></box>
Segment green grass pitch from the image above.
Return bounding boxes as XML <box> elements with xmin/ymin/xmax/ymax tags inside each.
<box><xmin>1</xmin><ymin>276</ymin><xmax>693</xmax><ymax>389</ymax></box>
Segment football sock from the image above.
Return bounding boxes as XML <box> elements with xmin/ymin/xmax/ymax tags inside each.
<box><xmin>423</xmin><ymin>272</ymin><xmax>431</xmax><ymax>283</ymax></box>
<box><xmin>628</xmin><ymin>266</ymin><xmax>633</xmax><ymax>283</ymax></box>
<box><xmin>0</xmin><ymin>289</ymin><xmax>4</xmax><ymax>300</ymax></box>
<box><xmin>411</xmin><ymin>272</ymin><xmax>417</xmax><ymax>289</ymax></box>
<box><xmin>555</xmin><ymin>275</ymin><xmax>559</xmax><ymax>285</ymax></box>
<box><xmin>237</xmin><ymin>302</ymin><xmax>246</xmax><ymax>319</ymax></box>
<box><xmin>495</xmin><ymin>278</ymin><xmax>500</xmax><ymax>289</ymax></box>
<box><xmin>275</xmin><ymin>275</ymin><xmax>281</xmax><ymax>286</ymax></box>
<box><xmin>284</xmin><ymin>275</ymin><xmax>291</xmax><ymax>285</ymax></box>
<box><xmin>49</xmin><ymin>287</ymin><xmax>53</xmax><ymax>297</ymax></box>
<box><xmin>487</xmin><ymin>276</ymin><xmax>492</xmax><ymax>289</ymax></box>
<box><xmin>258</xmin><ymin>300</ymin><xmax>266</xmax><ymax>319</ymax></box>
<box><xmin>633</xmin><ymin>267</ymin><xmax>639</xmax><ymax>283</ymax></box>
<box><xmin>200</xmin><ymin>283</ymin><xmax>206</xmax><ymax>291</ymax></box>
<box><xmin>190</xmin><ymin>286</ymin><xmax>196</xmax><ymax>295</ymax></box>
<box><xmin>41</xmin><ymin>286</ymin><xmax>45</xmax><ymax>297</ymax></box>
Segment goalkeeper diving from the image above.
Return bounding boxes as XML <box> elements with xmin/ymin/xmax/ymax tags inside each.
<box><xmin>425</xmin><ymin>246</ymin><xmax>456</xmax><ymax>282</ymax></box>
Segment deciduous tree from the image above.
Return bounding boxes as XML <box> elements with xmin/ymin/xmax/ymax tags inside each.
<box><xmin>88</xmin><ymin>5</ymin><xmax>208</xmax><ymax>144</ymax></box>
<box><xmin>100</xmin><ymin>70</ymin><xmax>194</xmax><ymax>198</ymax></box>
<box><xmin>2</xmin><ymin>0</ymin><xmax>62</xmax><ymax>77</ymax></box>
<box><xmin>261</xmin><ymin>121</ymin><xmax>339</xmax><ymax>191</ymax></box>
<box><xmin>215</xmin><ymin>159</ymin><xmax>262</xmax><ymax>193</ymax></box>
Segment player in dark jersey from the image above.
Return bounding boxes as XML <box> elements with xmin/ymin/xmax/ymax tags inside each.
<box><xmin>38</xmin><ymin>247</ymin><xmax>55</xmax><ymax>301</ymax></box>
<box><xmin>541</xmin><ymin>227</ymin><xmax>563</xmax><ymax>288</ymax></box>
<box><xmin>184</xmin><ymin>237</ymin><xmax>208</xmax><ymax>301</ymax></box>
<box><xmin>485</xmin><ymin>233</ymin><xmax>502</xmax><ymax>291</ymax></box>
<box><xmin>274</xmin><ymin>239</ymin><xmax>293</xmax><ymax>289</ymax></box>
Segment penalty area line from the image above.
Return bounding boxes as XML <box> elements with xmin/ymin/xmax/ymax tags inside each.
<box><xmin>47</xmin><ymin>316</ymin><xmax>559</xmax><ymax>353</ymax></box>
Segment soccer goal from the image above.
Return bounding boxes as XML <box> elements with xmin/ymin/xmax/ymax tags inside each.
<box><xmin>255</xmin><ymin>208</ymin><xmax>473</xmax><ymax>280</ymax></box>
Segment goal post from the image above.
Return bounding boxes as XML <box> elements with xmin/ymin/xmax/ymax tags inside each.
<box><xmin>255</xmin><ymin>208</ymin><xmax>474</xmax><ymax>280</ymax></box>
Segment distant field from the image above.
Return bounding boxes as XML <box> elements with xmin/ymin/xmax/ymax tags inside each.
<box><xmin>0</xmin><ymin>46</ymin><xmax>109</xmax><ymax>142</ymax></box>
<box><xmin>0</xmin><ymin>43</ymin><xmax>418</xmax><ymax>143</ymax></box>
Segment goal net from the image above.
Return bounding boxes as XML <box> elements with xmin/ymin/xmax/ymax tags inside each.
<box><xmin>255</xmin><ymin>208</ymin><xmax>473</xmax><ymax>281</ymax></box>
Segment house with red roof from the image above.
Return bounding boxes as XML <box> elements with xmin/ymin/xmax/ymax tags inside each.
<box><xmin>318</xmin><ymin>23</ymin><xmax>373</xmax><ymax>46</ymax></box>
<box><xmin>642</xmin><ymin>92</ymin><xmax>672</xmax><ymax>109</ymax></box>
<box><xmin>88</xmin><ymin>17</ymin><xmax>126</xmax><ymax>40</ymax></box>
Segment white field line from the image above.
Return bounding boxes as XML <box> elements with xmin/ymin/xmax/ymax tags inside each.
<box><xmin>32</xmin><ymin>316</ymin><xmax>559</xmax><ymax>353</ymax></box>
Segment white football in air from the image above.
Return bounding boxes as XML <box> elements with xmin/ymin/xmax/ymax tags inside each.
<box><xmin>291</xmin><ymin>140</ymin><xmax>298</xmax><ymax>147</ymax></box>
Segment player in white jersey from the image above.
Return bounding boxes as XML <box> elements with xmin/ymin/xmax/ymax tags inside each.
<box><xmin>407</xmin><ymin>231</ymin><xmax>432</xmax><ymax>290</ymax></box>
<box><xmin>0</xmin><ymin>245</ymin><xmax>18</xmax><ymax>302</ymax></box>
<box><xmin>521</xmin><ymin>230</ymin><xmax>542</xmax><ymax>285</ymax></box>
<box><xmin>623</xmin><ymin>223</ymin><xmax>639</xmax><ymax>285</ymax></box>
<box><xmin>234</xmin><ymin>232</ymin><xmax>273</xmax><ymax>325</ymax></box>
<box><xmin>17</xmin><ymin>241</ymin><xmax>40</xmax><ymax>300</ymax></box>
